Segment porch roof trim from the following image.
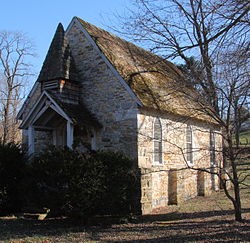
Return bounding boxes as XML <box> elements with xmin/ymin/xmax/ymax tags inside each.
<box><xmin>19</xmin><ymin>90</ymin><xmax>72</xmax><ymax>129</ymax></box>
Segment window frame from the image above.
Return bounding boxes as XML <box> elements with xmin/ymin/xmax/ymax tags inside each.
<box><xmin>153</xmin><ymin>117</ymin><xmax>163</xmax><ymax>165</ymax></box>
<box><xmin>186</xmin><ymin>125</ymin><xmax>193</xmax><ymax>165</ymax></box>
<box><xmin>210</xmin><ymin>130</ymin><xmax>216</xmax><ymax>166</ymax></box>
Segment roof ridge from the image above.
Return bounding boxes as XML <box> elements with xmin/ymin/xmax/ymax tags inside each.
<box><xmin>76</xmin><ymin>17</ymin><xmax>182</xmax><ymax>75</ymax></box>
<box><xmin>75</xmin><ymin>17</ymin><xmax>217</xmax><ymax>124</ymax></box>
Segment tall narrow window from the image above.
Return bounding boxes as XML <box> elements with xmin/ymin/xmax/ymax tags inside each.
<box><xmin>186</xmin><ymin>125</ymin><xmax>193</xmax><ymax>164</ymax></box>
<box><xmin>153</xmin><ymin>118</ymin><xmax>162</xmax><ymax>164</ymax></box>
<box><xmin>210</xmin><ymin>130</ymin><xmax>216</xmax><ymax>166</ymax></box>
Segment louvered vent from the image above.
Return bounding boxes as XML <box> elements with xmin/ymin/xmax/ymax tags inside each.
<box><xmin>42</xmin><ymin>80</ymin><xmax>59</xmax><ymax>90</ymax></box>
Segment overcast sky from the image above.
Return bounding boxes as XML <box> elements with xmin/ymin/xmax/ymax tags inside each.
<box><xmin>1</xmin><ymin>0</ymin><xmax>130</xmax><ymax>79</ymax></box>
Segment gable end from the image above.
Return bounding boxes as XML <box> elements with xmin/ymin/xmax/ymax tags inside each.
<box><xmin>66</xmin><ymin>17</ymin><xmax>142</xmax><ymax>107</ymax></box>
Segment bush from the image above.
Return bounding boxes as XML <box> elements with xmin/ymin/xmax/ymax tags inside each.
<box><xmin>26</xmin><ymin>146</ymin><xmax>88</xmax><ymax>216</ymax></box>
<box><xmin>27</xmin><ymin>146</ymin><xmax>138</xmax><ymax>218</ymax></box>
<box><xmin>93</xmin><ymin>151</ymin><xmax>136</xmax><ymax>215</ymax></box>
<box><xmin>0</xmin><ymin>142</ymin><xmax>26</xmax><ymax>214</ymax></box>
<box><xmin>63</xmin><ymin>152</ymin><xmax>106</xmax><ymax>218</ymax></box>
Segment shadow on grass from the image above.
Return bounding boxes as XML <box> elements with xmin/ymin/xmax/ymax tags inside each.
<box><xmin>0</xmin><ymin>217</ymin><xmax>78</xmax><ymax>241</ymax></box>
<box><xmin>0</xmin><ymin>208</ymin><xmax>249</xmax><ymax>242</ymax></box>
<box><xmin>101</xmin><ymin>219</ymin><xmax>250</xmax><ymax>242</ymax></box>
<box><xmin>139</xmin><ymin>208</ymin><xmax>250</xmax><ymax>223</ymax></box>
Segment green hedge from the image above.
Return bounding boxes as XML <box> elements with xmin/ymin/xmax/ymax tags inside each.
<box><xmin>0</xmin><ymin>142</ymin><xmax>26</xmax><ymax>214</ymax></box>
<box><xmin>26</xmin><ymin>147</ymin><xmax>139</xmax><ymax>218</ymax></box>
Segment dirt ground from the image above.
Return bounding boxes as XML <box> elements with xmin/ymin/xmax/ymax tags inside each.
<box><xmin>0</xmin><ymin>188</ymin><xmax>249</xmax><ymax>242</ymax></box>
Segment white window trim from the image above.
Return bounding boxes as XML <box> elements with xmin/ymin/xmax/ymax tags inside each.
<box><xmin>91</xmin><ymin>129</ymin><xmax>97</xmax><ymax>151</ymax></box>
<box><xmin>66</xmin><ymin>121</ymin><xmax>74</xmax><ymax>148</ymax></box>
<box><xmin>210</xmin><ymin>130</ymin><xmax>216</xmax><ymax>166</ymax></box>
<box><xmin>153</xmin><ymin>117</ymin><xmax>163</xmax><ymax>165</ymax></box>
<box><xmin>28</xmin><ymin>125</ymin><xmax>35</xmax><ymax>155</ymax></box>
<box><xmin>186</xmin><ymin>125</ymin><xmax>193</xmax><ymax>166</ymax></box>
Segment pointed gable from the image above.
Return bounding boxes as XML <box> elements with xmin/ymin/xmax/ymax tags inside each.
<box><xmin>37</xmin><ymin>23</ymin><xmax>79</xmax><ymax>82</ymax></box>
<box><xmin>19</xmin><ymin>90</ymin><xmax>101</xmax><ymax>130</ymax></box>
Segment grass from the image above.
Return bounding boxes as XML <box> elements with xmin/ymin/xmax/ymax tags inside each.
<box><xmin>240</xmin><ymin>130</ymin><xmax>250</xmax><ymax>140</ymax></box>
<box><xmin>0</xmin><ymin>187</ymin><xmax>249</xmax><ymax>242</ymax></box>
<box><xmin>233</xmin><ymin>129</ymin><xmax>250</xmax><ymax>147</ymax></box>
<box><xmin>233</xmin><ymin>142</ymin><xmax>250</xmax><ymax>190</ymax></box>
<box><xmin>238</xmin><ymin>157</ymin><xmax>250</xmax><ymax>188</ymax></box>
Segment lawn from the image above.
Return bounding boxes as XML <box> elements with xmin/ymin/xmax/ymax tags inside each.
<box><xmin>0</xmin><ymin>186</ymin><xmax>249</xmax><ymax>243</ymax></box>
<box><xmin>234</xmin><ymin>129</ymin><xmax>250</xmax><ymax>147</ymax></box>
<box><xmin>240</xmin><ymin>130</ymin><xmax>250</xmax><ymax>142</ymax></box>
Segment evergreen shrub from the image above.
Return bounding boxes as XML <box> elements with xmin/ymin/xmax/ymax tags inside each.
<box><xmin>28</xmin><ymin>146</ymin><xmax>137</xmax><ymax>218</ymax></box>
<box><xmin>0</xmin><ymin>142</ymin><xmax>26</xmax><ymax>214</ymax></box>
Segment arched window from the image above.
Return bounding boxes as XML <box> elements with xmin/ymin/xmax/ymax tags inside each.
<box><xmin>153</xmin><ymin>118</ymin><xmax>162</xmax><ymax>164</ymax></box>
<box><xmin>186</xmin><ymin>125</ymin><xmax>193</xmax><ymax>164</ymax></box>
<box><xmin>210</xmin><ymin>130</ymin><xmax>216</xmax><ymax>166</ymax></box>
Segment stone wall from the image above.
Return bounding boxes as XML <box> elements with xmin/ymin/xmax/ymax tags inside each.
<box><xmin>138</xmin><ymin>109</ymin><xmax>222</xmax><ymax>214</ymax></box>
<box><xmin>66</xmin><ymin>21</ymin><xmax>139</xmax><ymax>159</ymax></box>
<box><xmin>34</xmin><ymin>130</ymin><xmax>53</xmax><ymax>154</ymax></box>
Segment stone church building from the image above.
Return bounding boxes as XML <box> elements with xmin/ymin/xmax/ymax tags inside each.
<box><xmin>17</xmin><ymin>17</ymin><xmax>222</xmax><ymax>214</ymax></box>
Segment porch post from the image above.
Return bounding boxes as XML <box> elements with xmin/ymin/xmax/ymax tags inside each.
<box><xmin>67</xmin><ymin>121</ymin><xmax>73</xmax><ymax>148</ymax></box>
<box><xmin>28</xmin><ymin>125</ymin><xmax>34</xmax><ymax>155</ymax></box>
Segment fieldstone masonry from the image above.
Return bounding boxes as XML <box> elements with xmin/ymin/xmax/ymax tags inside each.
<box><xmin>66</xmin><ymin>21</ymin><xmax>139</xmax><ymax>159</ymax></box>
<box><xmin>138</xmin><ymin>111</ymin><xmax>221</xmax><ymax>213</ymax></box>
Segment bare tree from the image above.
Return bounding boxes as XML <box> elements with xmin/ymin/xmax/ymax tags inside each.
<box><xmin>217</xmin><ymin>47</ymin><xmax>249</xmax><ymax>142</ymax></box>
<box><xmin>0</xmin><ymin>31</ymin><xmax>35</xmax><ymax>144</ymax></box>
<box><xmin>115</xmin><ymin>0</ymin><xmax>249</xmax><ymax>221</ymax></box>
<box><xmin>182</xmin><ymin>70</ymin><xmax>249</xmax><ymax>222</ymax></box>
<box><xmin>116</xmin><ymin>0</ymin><xmax>249</xmax><ymax>113</ymax></box>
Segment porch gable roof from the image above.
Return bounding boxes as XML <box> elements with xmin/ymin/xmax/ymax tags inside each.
<box><xmin>19</xmin><ymin>90</ymin><xmax>72</xmax><ymax>129</ymax></box>
<box><xmin>20</xmin><ymin>90</ymin><xmax>102</xmax><ymax>130</ymax></box>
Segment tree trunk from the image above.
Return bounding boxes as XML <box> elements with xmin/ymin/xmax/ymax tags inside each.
<box><xmin>2</xmin><ymin>92</ymin><xmax>11</xmax><ymax>144</ymax></box>
<box><xmin>2</xmin><ymin>80</ymin><xmax>13</xmax><ymax>144</ymax></box>
<box><xmin>231</xmin><ymin>160</ymin><xmax>243</xmax><ymax>222</ymax></box>
<box><xmin>229</xmin><ymin>137</ymin><xmax>243</xmax><ymax>222</ymax></box>
<box><xmin>221</xmin><ymin>172</ymin><xmax>242</xmax><ymax>222</ymax></box>
<box><xmin>233</xmin><ymin>183</ymin><xmax>242</xmax><ymax>222</ymax></box>
<box><xmin>235</xmin><ymin>132</ymin><xmax>240</xmax><ymax>149</ymax></box>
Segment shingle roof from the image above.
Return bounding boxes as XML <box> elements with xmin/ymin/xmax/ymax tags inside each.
<box><xmin>37</xmin><ymin>23</ymin><xmax>79</xmax><ymax>82</ymax></box>
<box><xmin>77</xmin><ymin>18</ymin><xmax>217</xmax><ymax>123</ymax></box>
<box><xmin>47</xmin><ymin>91</ymin><xmax>102</xmax><ymax>129</ymax></box>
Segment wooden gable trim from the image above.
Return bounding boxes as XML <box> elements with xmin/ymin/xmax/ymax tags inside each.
<box><xmin>66</xmin><ymin>17</ymin><xmax>143</xmax><ymax>107</ymax></box>
<box><xmin>20</xmin><ymin>91</ymin><xmax>47</xmax><ymax>129</ymax></box>
<box><xmin>20</xmin><ymin>90</ymin><xmax>72</xmax><ymax>129</ymax></box>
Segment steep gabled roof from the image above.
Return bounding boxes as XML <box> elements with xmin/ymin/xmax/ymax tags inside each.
<box><xmin>37</xmin><ymin>23</ymin><xmax>79</xmax><ymax>82</ymax></box>
<box><xmin>77</xmin><ymin>17</ymin><xmax>216</xmax><ymax>123</ymax></box>
<box><xmin>48</xmin><ymin>91</ymin><xmax>102</xmax><ymax>128</ymax></box>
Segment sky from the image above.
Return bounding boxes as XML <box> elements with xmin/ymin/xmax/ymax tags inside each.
<box><xmin>0</xmin><ymin>0</ymin><xmax>130</xmax><ymax>80</ymax></box>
